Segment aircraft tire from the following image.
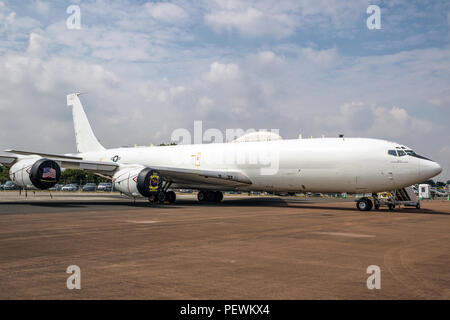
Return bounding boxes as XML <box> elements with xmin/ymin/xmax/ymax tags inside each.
<box><xmin>197</xmin><ymin>191</ymin><xmax>207</xmax><ymax>202</ymax></box>
<box><xmin>167</xmin><ymin>191</ymin><xmax>176</xmax><ymax>203</ymax></box>
<box><xmin>367</xmin><ymin>199</ymin><xmax>373</xmax><ymax>210</ymax></box>
<box><xmin>157</xmin><ymin>191</ymin><xmax>166</xmax><ymax>203</ymax></box>
<box><xmin>206</xmin><ymin>191</ymin><xmax>217</xmax><ymax>202</ymax></box>
<box><xmin>357</xmin><ymin>198</ymin><xmax>371</xmax><ymax>211</ymax></box>
<box><xmin>216</xmin><ymin>191</ymin><xmax>223</xmax><ymax>202</ymax></box>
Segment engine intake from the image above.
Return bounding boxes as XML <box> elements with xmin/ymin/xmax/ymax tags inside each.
<box><xmin>10</xmin><ymin>158</ymin><xmax>61</xmax><ymax>190</ymax></box>
<box><xmin>113</xmin><ymin>167</ymin><xmax>160</xmax><ymax>197</ymax></box>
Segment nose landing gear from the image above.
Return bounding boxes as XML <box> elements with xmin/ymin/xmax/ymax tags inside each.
<box><xmin>356</xmin><ymin>197</ymin><xmax>373</xmax><ymax>211</ymax></box>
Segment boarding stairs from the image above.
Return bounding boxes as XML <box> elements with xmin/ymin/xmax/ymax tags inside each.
<box><xmin>376</xmin><ymin>186</ymin><xmax>420</xmax><ymax>210</ymax></box>
<box><xmin>393</xmin><ymin>186</ymin><xmax>420</xmax><ymax>208</ymax></box>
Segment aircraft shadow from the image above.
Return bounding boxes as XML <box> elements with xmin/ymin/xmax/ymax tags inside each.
<box><xmin>0</xmin><ymin>197</ymin><xmax>448</xmax><ymax>215</ymax></box>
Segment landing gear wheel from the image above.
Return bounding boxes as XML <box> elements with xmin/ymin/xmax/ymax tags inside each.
<box><xmin>157</xmin><ymin>191</ymin><xmax>166</xmax><ymax>203</ymax></box>
<box><xmin>167</xmin><ymin>191</ymin><xmax>176</xmax><ymax>204</ymax></box>
<box><xmin>357</xmin><ymin>198</ymin><xmax>372</xmax><ymax>211</ymax></box>
<box><xmin>148</xmin><ymin>194</ymin><xmax>156</xmax><ymax>204</ymax></box>
<box><xmin>216</xmin><ymin>191</ymin><xmax>223</xmax><ymax>202</ymax></box>
<box><xmin>197</xmin><ymin>191</ymin><xmax>207</xmax><ymax>202</ymax></box>
<box><xmin>207</xmin><ymin>191</ymin><xmax>218</xmax><ymax>202</ymax></box>
<box><xmin>367</xmin><ymin>199</ymin><xmax>373</xmax><ymax>211</ymax></box>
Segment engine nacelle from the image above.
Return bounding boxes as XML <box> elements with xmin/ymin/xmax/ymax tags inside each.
<box><xmin>9</xmin><ymin>157</ymin><xmax>61</xmax><ymax>190</ymax></box>
<box><xmin>112</xmin><ymin>167</ymin><xmax>160</xmax><ymax>197</ymax></box>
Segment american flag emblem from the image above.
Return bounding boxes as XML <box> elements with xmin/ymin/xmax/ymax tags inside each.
<box><xmin>42</xmin><ymin>167</ymin><xmax>56</xmax><ymax>179</ymax></box>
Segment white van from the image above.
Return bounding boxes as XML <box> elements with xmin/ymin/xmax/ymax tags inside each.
<box><xmin>419</xmin><ymin>184</ymin><xmax>431</xmax><ymax>199</ymax></box>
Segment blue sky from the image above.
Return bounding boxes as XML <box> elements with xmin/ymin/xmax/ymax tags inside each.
<box><xmin>0</xmin><ymin>0</ymin><xmax>449</xmax><ymax>179</ymax></box>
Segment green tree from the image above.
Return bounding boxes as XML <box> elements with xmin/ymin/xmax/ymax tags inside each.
<box><xmin>0</xmin><ymin>165</ymin><xmax>10</xmax><ymax>183</ymax></box>
<box><xmin>447</xmin><ymin>180</ymin><xmax>450</xmax><ymax>185</ymax></box>
<box><xmin>424</xmin><ymin>179</ymin><xmax>436</xmax><ymax>187</ymax></box>
<box><xmin>60</xmin><ymin>169</ymin><xmax>110</xmax><ymax>185</ymax></box>
<box><xmin>158</xmin><ymin>143</ymin><xmax>178</xmax><ymax>146</ymax></box>
<box><xmin>436</xmin><ymin>181</ymin><xmax>446</xmax><ymax>187</ymax></box>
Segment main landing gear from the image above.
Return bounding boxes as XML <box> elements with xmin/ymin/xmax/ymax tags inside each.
<box><xmin>148</xmin><ymin>190</ymin><xmax>176</xmax><ymax>204</ymax></box>
<box><xmin>198</xmin><ymin>191</ymin><xmax>223</xmax><ymax>203</ymax></box>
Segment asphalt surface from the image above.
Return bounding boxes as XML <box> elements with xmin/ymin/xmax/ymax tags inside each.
<box><xmin>0</xmin><ymin>192</ymin><xmax>449</xmax><ymax>299</ymax></box>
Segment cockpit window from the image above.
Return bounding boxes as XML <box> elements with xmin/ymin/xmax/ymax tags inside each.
<box><xmin>403</xmin><ymin>149</ymin><xmax>433</xmax><ymax>161</ymax></box>
<box><xmin>397</xmin><ymin>150</ymin><xmax>406</xmax><ymax>156</ymax></box>
<box><xmin>388</xmin><ymin>150</ymin><xmax>397</xmax><ymax>156</ymax></box>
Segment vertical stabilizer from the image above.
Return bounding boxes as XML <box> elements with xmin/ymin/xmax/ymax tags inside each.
<box><xmin>66</xmin><ymin>93</ymin><xmax>105</xmax><ymax>153</ymax></box>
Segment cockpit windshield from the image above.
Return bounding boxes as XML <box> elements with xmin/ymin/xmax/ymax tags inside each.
<box><xmin>388</xmin><ymin>150</ymin><xmax>397</xmax><ymax>156</ymax></box>
<box><xmin>388</xmin><ymin>147</ymin><xmax>432</xmax><ymax>161</ymax></box>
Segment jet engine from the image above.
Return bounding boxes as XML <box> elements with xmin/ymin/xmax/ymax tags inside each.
<box><xmin>9</xmin><ymin>157</ymin><xmax>61</xmax><ymax>189</ymax></box>
<box><xmin>112</xmin><ymin>166</ymin><xmax>160</xmax><ymax>197</ymax></box>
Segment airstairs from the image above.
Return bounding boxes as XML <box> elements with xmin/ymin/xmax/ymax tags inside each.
<box><xmin>377</xmin><ymin>186</ymin><xmax>420</xmax><ymax>210</ymax></box>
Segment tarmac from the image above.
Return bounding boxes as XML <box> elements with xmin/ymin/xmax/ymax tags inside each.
<box><xmin>0</xmin><ymin>191</ymin><xmax>449</xmax><ymax>299</ymax></box>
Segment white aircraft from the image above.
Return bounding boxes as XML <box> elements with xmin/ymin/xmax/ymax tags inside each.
<box><xmin>0</xmin><ymin>93</ymin><xmax>442</xmax><ymax>211</ymax></box>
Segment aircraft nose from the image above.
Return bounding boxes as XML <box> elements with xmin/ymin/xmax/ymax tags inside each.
<box><xmin>420</xmin><ymin>160</ymin><xmax>442</xmax><ymax>179</ymax></box>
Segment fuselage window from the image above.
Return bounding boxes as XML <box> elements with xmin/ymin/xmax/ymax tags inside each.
<box><xmin>388</xmin><ymin>150</ymin><xmax>397</xmax><ymax>156</ymax></box>
<box><xmin>397</xmin><ymin>150</ymin><xmax>406</xmax><ymax>156</ymax></box>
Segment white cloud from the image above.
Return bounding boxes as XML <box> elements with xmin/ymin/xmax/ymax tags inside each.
<box><xmin>205</xmin><ymin>6</ymin><xmax>297</xmax><ymax>38</ymax></box>
<box><xmin>255</xmin><ymin>51</ymin><xmax>283</xmax><ymax>65</ymax></box>
<box><xmin>26</xmin><ymin>32</ymin><xmax>48</xmax><ymax>57</ymax></box>
<box><xmin>197</xmin><ymin>96</ymin><xmax>214</xmax><ymax>113</ymax></box>
<box><xmin>203</xmin><ymin>0</ymin><xmax>370</xmax><ymax>38</ymax></box>
<box><xmin>317</xmin><ymin>102</ymin><xmax>436</xmax><ymax>139</ymax></box>
<box><xmin>144</xmin><ymin>2</ymin><xmax>188</xmax><ymax>24</ymax></box>
<box><xmin>32</xmin><ymin>0</ymin><xmax>50</xmax><ymax>16</ymax></box>
<box><xmin>206</xmin><ymin>62</ymin><xmax>241</xmax><ymax>82</ymax></box>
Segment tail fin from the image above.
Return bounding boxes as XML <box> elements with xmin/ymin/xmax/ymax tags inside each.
<box><xmin>66</xmin><ymin>93</ymin><xmax>105</xmax><ymax>153</ymax></box>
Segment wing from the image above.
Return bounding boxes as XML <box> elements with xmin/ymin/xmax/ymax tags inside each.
<box><xmin>0</xmin><ymin>153</ymin><xmax>118</xmax><ymax>176</ymax></box>
<box><xmin>149</xmin><ymin>166</ymin><xmax>252</xmax><ymax>189</ymax></box>
<box><xmin>1</xmin><ymin>152</ymin><xmax>252</xmax><ymax>189</ymax></box>
<box><xmin>4</xmin><ymin>149</ymin><xmax>83</xmax><ymax>160</ymax></box>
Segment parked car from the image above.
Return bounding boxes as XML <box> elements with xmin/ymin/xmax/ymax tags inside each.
<box><xmin>432</xmin><ymin>189</ymin><xmax>449</xmax><ymax>198</ymax></box>
<box><xmin>178</xmin><ymin>189</ymin><xmax>193</xmax><ymax>193</ymax></box>
<box><xmin>3</xmin><ymin>181</ymin><xmax>21</xmax><ymax>190</ymax></box>
<box><xmin>82</xmin><ymin>183</ymin><xmax>97</xmax><ymax>192</ymax></box>
<box><xmin>61</xmin><ymin>184</ymin><xmax>79</xmax><ymax>192</ymax></box>
<box><xmin>49</xmin><ymin>184</ymin><xmax>64</xmax><ymax>191</ymax></box>
<box><xmin>97</xmin><ymin>182</ymin><xmax>112</xmax><ymax>192</ymax></box>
